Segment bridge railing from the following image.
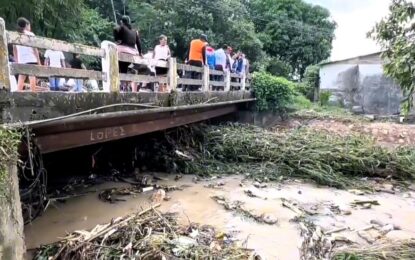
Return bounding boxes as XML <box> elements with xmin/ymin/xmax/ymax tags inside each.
<box><xmin>0</xmin><ymin>18</ymin><xmax>252</xmax><ymax>93</ymax></box>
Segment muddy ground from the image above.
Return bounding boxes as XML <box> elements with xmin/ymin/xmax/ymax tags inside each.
<box><xmin>25</xmin><ymin>117</ymin><xmax>415</xmax><ymax>259</ymax></box>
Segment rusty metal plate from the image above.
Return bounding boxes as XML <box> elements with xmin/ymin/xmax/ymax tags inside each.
<box><xmin>35</xmin><ymin>105</ymin><xmax>237</xmax><ymax>154</ymax></box>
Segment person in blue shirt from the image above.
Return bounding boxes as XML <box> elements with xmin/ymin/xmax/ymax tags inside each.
<box><xmin>206</xmin><ymin>45</ymin><xmax>216</xmax><ymax>70</ymax></box>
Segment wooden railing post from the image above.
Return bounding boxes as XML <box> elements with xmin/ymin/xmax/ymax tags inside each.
<box><xmin>168</xmin><ymin>57</ymin><xmax>177</xmax><ymax>91</ymax></box>
<box><xmin>224</xmin><ymin>70</ymin><xmax>231</xmax><ymax>91</ymax></box>
<box><xmin>0</xmin><ymin>18</ymin><xmax>11</xmax><ymax>91</ymax></box>
<box><xmin>101</xmin><ymin>41</ymin><xmax>119</xmax><ymax>93</ymax></box>
<box><xmin>241</xmin><ymin>74</ymin><xmax>246</xmax><ymax>91</ymax></box>
<box><xmin>202</xmin><ymin>66</ymin><xmax>210</xmax><ymax>92</ymax></box>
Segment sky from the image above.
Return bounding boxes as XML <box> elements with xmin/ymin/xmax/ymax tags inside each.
<box><xmin>306</xmin><ymin>0</ymin><xmax>391</xmax><ymax>61</ymax></box>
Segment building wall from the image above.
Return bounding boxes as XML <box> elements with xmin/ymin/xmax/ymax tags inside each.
<box><xmin>319</xmin><ymin>63</ymin><xmax>401</xmax><ymax>115</ymax></box>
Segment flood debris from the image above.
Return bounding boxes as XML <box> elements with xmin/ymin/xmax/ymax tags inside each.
<box><xmin>350</xmin><ymin>200</ymin><xmax>380</xmax><ymax>209</ymax></box>
<box><xmin>211</xmin><ymin>196</ymin><xmax>278</xmax><ymax>225</ymax></box>
<box><xmin>98</xmin><ymin>187</ymin><xmax>141</xmax><ymax>203</ymax></box>
<box><xmin>33</xmin><ymin>205</ymin><xmax>254</xmax><ymax>260</ymax></box>
<box><xmin>299</xmin><ymin>220</ymin><xmax>333</xmax><ymax>260</ymax></box>
<box><xmin>332</xmin><ymin>239</ymin><xmax>415</xmax><ymax>260</ymax></box>
<box><xmin>148</xmin><ymin>124</ymin><xmax>415</xmax><ymax>190</ymax></box>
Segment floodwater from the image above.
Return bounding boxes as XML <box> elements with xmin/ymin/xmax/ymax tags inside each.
<box><xmin>25</xmin><ymin>174</ymin><xmax>415</xmax><ymax>259</ymax></box>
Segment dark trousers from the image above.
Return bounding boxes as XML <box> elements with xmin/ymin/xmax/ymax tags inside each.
<box><xmin>184</xmin><ymin>60</ymin><xmax>203</xmax><ymax>91</ymax></box>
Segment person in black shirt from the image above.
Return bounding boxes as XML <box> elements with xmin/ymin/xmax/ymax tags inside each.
<box><xmin>113</xmin><ymin>16</ymin><xmax>142</xmax><ymax>91</ymax></box>
<box><xmin>69</xmin><ymin>53</ymin><xmax>86</xmax><ymax>92</ymax></box>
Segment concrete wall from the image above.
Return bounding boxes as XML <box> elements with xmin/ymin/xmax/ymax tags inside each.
<box><xmin>0</xmin><ymin>165</ymin><xmax>25</xmax><ymax>260</ymax></box>
<box><xmin>319</xmin><ymin>63</ymin><xmax>401</xmax><ymax>115</ymax></box>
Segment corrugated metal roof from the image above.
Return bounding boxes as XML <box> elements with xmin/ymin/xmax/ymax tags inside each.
<box><xmin>319</xmin><ymin>51</ymin><xmax>383</xmax><ymax>66</ymax></box>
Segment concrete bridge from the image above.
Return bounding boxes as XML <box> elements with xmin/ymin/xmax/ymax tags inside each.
<box><xmin>0</xmin><ymin>18</ymin><xmax>255</xmax><ymax>154</ymax></box>
<box><xmin>0</xmin><ymin>17</ymin><xmax>256</xmax><ymax>258</ymax></box>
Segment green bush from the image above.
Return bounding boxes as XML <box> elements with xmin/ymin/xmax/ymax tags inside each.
<box><xmin>252</xmin><ymin>71</ymin><xmax>295</xmax><ymax>112</ymax></box>
<box><xmin>292</xmin><ymin>94</ymin><xmax>313</xmax><ymax>110</ymax></box>
<box><xmin>299</xmin><ymin>65</ymin><xmax>320</xmax><ymax>100</ymax></box>
<box><xmin>319</xmin><ymin>91</ymin><xmax>332</xmax><ymax>106</ymax></box>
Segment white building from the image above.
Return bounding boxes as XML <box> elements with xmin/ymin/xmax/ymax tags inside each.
<box><xmin>319</xmin><ymin>52</ymin><xmax>402</xmax><ymax>115</ymax></box>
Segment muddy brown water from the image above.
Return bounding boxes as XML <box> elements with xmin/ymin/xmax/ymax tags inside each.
<box><xmin>25</xmin><ymin>175</ymin><xmax>415</xmax><ymax>259</ymax></box>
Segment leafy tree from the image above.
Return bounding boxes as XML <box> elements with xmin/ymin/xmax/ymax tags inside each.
<box><xmin>297</xmin><ymin>65</ymin><xmax>320</xmax><ymax>100</ymax></box>
<box><xmin>369</xmin><ymin>0</ymin><xmax>415</xmax><ymax>115</ymax></box>
<box><xmin>249</xmin><ymin>0</ymin><xmax>335</xmax><ymax>77</ymax></box>
<box><xmin>0</xmin><ymin>0</ymin><xmax>112</xmax><ymax>46</ymax></box>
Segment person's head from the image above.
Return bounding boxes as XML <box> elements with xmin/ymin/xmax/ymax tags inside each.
<box><xmin>226</xmin><ymin>46</ymin><xmax>233</xmax><ymax>54</ymax></box>
<box><xmin>73</xmin><ymin>53</ymin><xmax>80</xmax><ymax>59</ymax></box>
<box><xmin>120</xmin><ymin>15</ymin><xmax>132</xmax><ymax>29</ymax></box>
<box><xmin>159</xmin><ymin>35</ymin><xmax>167</xmax><ymax>46</ymax></box>
<box><xmin>17</xmin><ymin>17</ymin><xmax>31</xmax><ymax>33</ymax></box>
<box><xmin>200</xmin><ymin>34</ymin><xmax>208</xmax><ymax>42</ymax></box>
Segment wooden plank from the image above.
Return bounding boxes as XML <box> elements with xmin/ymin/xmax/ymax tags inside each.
<box><xmin>101</xmin><ymin>41</ymin><xmax>119</xmax><ymax>93</ymax></box>
<box><xmin>177</xmin><ymin>63</ymin><xmax>203</xmax><ymax>73</ymax></box>
<box><xmin>0</xmin><ymin>18</ymin><xmax>11</xmax><ymax>90</ymax></box>
<box><xmin>7</xmin><ymin>31</ymin><xmax>103</xmax><ymax>57</ymax></box>
<box><xmin>119</xmin><ymin>73</ymin><xmax>167</xmax><ymax>83</ymax></box>
<box><xmin>209</xmin><ymin>69</ymin><xmax>224</xmax><ymax>76</ymax></box>
<box><xmin>210</xmin><ymin>81</ymin><xmax>225</xmax><ymax>87</ymax></box>
<box><xmin>177</xmin><ymin>78</ymin><xmax>203</xmax><ymax>85</ymax></box>
<box><xmin>230</xmin><ymin>73</ymin><xmax>242</xmax><ymax>79</ymax></box>
<box><xmin>118</xmin><ymin>53</ymin><xmax>168</xmax><ymax>68</ymax></box>
<box><xmin>10</xmin><ymin>64</ymin><xmax>103</xmax><ymax>80</ymax></box>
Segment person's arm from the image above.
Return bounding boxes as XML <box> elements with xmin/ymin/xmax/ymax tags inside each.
<box><xmin>167</xmin><ymin>47</ymin><xmax>171</xmax><ymax>59</ymax></box>
<box><xmin>33</xmin><ymin>48</ymin><xmax>41</xmax><ymax>65</ymax></box>
<box><xmin>113</xmin><ymin>26</ymin><xmax>121</xmax><ymax>43</ymax></box>
<box><xmin>13</xmin><ymin>46</ymin><xmax>18</xmax><ymax>63</ymax></box>
<box><xmin>184</xmin><ymin>43</ymin><xmax>191</xmax><ymax>62</ymax></box>
<box><xmin>153</xmin><ymin>46</ymin><xmax>157</xmax><ymax>59</ymax></box>
<box><xmin>81</xmin><ymin>63</ymin><xmax>86</xmax><ymax>70</ymax></box>
<box><xmin>135</xmin><ymin>31</ymin><xmax>142</xmax><ymax>56</ymax></box>
<box><xmin>202</xmin><ymin>45</ymin><xmax>206</xmax><ymax>65</ymax></box>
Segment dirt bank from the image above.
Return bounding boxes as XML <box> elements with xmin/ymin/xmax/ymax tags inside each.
<box><xmin>275</xmin><ymin>118</ymin><xmax>415</xmax><ymax>148</ymax></box>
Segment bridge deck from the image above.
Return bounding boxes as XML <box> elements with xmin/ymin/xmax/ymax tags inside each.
<box><xmin>2</xmin><ymin>91</ymin><xmax>254</xmax><ymax>153</ymax></box>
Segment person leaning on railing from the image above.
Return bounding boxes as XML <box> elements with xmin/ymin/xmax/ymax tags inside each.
<box><xmin>13</xmin><ymin>17</ymin><xmax>41</xmax><ymax>92</ymax></box>
<box><xmin>184</xmin><ymin>34</ymin><xmax>208</xmax><ymax>91</ymax></box>
<box><xmin>113</xmin><ymin>15</ymin><xmax>142</xmax><ymax>92</ymax></box>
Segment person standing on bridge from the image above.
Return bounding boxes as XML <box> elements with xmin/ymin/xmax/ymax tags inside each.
<box><xmin>44</xmin><ymin>49</ymin><xmax>66</xmax><ymax>91</ymax></box>
<box><xmin>153</xmin><ymin>35</ymin><xmax>171</xmax><ymax>92</ymax></box>
<box><xmin>13</xmin><ymin>17</ymin><xmax>41</xmax><ymax>92</ymax></box>
<box><xmin>185</xmin><ymin>34</ymin><xmax>208</xmax><ymax>91</ymax></box>
<box><xmin>113</xmin><ymin>15</ymin><xmax>142</xmax><ymax>92</ymax></box>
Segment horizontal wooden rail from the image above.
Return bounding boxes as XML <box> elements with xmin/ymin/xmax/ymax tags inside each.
<box><xmin>230</xmin><ymin>73</ymin><xmax>243</xmax><ymax>79</ymax></box>
<box><xmin>7</xmin><ymin>31</ymin><xmax>103</xmax><ymax>57</ymax></box>
<box><xmin>230</xmin><ymin>82</ymin><xmax>242</xmax><ymax>87</ymax></box>
<box><xmin>118</xmin><ymin>53</ymin><xmax>168</xmax><ymax>68</ymax></box>
<box><xmin>10</xmin><ymin>64</ymin><xmax>103</xmax><ymax>80</ymax></box>
<box><xmin>119</xmin><ymin>73</ymin><xmax>168</xmax><ymax>83</ymax></box>
<box><xmin>209</xmin><ymin>69</ymin><xmax>224</xmax><ymax>76</ymax></box>
<box><xmin>178</xmin><ymin>78</ymin><xmax>203</xmax><ymax>85</ymax></box>
<box><xmin>210</xmin><ymin>81</ymin><xmax>226</xmax><ymax>87</ymax></box>
<box><xmin>177</xmin><ymin>64</ymin><xmax>203</xmax><ymax>73</ymax></box>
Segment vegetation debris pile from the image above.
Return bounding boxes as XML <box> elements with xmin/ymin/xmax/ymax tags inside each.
<box><xmin>34</xmin><ymin>205</ymin><xmax>253</xmax><ymax>259</ymax></box>
<box><xmin>151</xmin><ymin>124</ymin><xmax>415</xmax><ymax>189</ymax></box>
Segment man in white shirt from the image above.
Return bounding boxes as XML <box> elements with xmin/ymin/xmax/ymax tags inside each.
<box><xmin>44</xmin><ymin>49</ymin><xmax>66</xmax><ymax>91</ymax></box>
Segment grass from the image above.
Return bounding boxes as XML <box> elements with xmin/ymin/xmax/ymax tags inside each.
<box><xmin>291</xmin><ymin>104</ymin><xmax>369</xmax><ymax>123</ymax></box>
<box><xmin>0</xmin><ymin>127</ymin><xmax>21</xmax><ymax>196</ymax></box>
